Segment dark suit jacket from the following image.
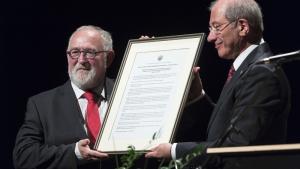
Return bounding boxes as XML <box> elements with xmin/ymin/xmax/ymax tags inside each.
<box><xmin>13</xmin><ymin>78</ymin><xmax>115</xmax><ymax>169</ymax></box>
<box><xmin>176</xmin><ymin>43</ymin><xmax>291</xmax><ymax>165</ymax></box>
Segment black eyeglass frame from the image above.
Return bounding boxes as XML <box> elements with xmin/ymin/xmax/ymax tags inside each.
<box><xmin>66</xmin><ymin>49</ymin><xmax>110</xmax><ymax>59</ymax></box>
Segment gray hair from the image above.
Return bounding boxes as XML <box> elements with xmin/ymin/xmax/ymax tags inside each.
<box><xmin>69</xmin><ymin>25</ymin><xmax>113</xmax><ymax>51</ymax></box>
<box><xmin>210</xmin><ymin>0</ymin><xmax>264</xmax><ymax>43</ymax></box>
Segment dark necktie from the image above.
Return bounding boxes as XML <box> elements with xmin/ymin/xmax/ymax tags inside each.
<box><xmin>226</xmin><ymin>65</ymin><xmax>235</xmax><ymax>83</ymax></box>
<box><xmin>83</xmin><ymin>91</ymin><xmax>101</xmax><ymax>144</ymax></box>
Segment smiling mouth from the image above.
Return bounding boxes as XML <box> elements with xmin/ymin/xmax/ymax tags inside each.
<box><xmin>76</xmin><ymin>68</ymin><xmax>90</xmax><ymax>72</ymax></box>
<box><xmin>215</xmin><ymin>41</ymin><xmax>222</xmax><ymax>49</ymax></box>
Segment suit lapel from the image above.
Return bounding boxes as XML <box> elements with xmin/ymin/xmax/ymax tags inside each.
<box><xmin>59</xmin><ymin>81</ymin><xmax>88</xmax><ymax>138</ymax></box>
<box><xmin>104</xmin><ymin>78</ymin><xmax>114</xmax><ymax>101</ymax></box>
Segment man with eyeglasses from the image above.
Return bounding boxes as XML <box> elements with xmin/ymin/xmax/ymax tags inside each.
<box><xmin>13</xmin><ymin>25</ymin><xmax>115</xmax><ymax>169</ymax></box>
<box><xmin>145</xmin><ymin>0</ymin><xmax>291</xmax><ymax>168</ymax></box>
<box><xmin>13</xmin><ymin>25</ymin><xmax>210</xmax><ymax>169</ymax></box>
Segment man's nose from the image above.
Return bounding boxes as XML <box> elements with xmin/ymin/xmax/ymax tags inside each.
<box><xmin>77</xmin><ymin>52</ymin><xmax>88</xmax><ymax>63</ymax></box>
<box><xmin>207</xmin><ymin>31</ymin><xmax>217</xmax><ymax>42</ymax></box>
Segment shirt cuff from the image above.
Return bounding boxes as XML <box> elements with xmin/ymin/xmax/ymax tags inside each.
<box><xmin>171</xmin><ymin>143</ymin><xmax>177</xmax><ymax>160</ymax></box>
<box><xmin>75</xmin><ymin>142</ymin><xmax>83</xmax><ymax>160</ymax></box>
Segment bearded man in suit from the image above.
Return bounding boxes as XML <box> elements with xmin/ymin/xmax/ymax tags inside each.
<box><xmin>13</xmin><ymin>25</ymin><xmax>115</xmax><ymax>169</ymax></box>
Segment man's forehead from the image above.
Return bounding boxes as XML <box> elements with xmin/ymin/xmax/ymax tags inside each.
<box><xmin>209</xmin><ymin>3</ymin><xmax>228</xmax><ymax>24</ymax></box>
<box><xmin>209</xmin><ymin>14</ymin><xmax>227</xmax><ymax>25</ymax></box>
<box><xmin>68</xmin><ymin>31</ymin><xmax>103</xmax><ymax>50</ymax></box>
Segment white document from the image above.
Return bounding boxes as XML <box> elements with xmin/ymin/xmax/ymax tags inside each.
<box><xmin>95</xmin><ymin>33</ymin><xmax>206</xmax><ymax>153</ymax></box>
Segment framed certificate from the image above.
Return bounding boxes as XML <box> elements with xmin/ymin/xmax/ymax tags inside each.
<box><xmin>95</xmin><ymin>33</ymin><xmax>206</xmax><ymax>153</ymax></box>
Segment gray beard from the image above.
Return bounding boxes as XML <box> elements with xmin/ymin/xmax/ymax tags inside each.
<box><xmin>69</xmin><ymin>66</ymin><xmax>99</xmax><ymax>90</ymax></box>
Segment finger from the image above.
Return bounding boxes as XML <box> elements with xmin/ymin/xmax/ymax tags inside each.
<box><xmin>79</xmin><ymin>139</ymin><xmax>90</xmax><ymax>146</ymax></box>
<box><xmin>139</xmin><ymin>35</ymin><xmax>150</xmax><ymax>39</ymax></box>
<box><xmin>90</xmin><ymin>157</ymin><xmax>100</xmax><ymax>160</ymax></box>
<box><xmin>193</xmin><ymin>66</ymin><xmax>200</xmax><ymax>73</ymax></box>
<box><xmin>145</xmin><ymin>151</ymin><xmax>156</xmax><ymax>158</ymax></box>
<box><xmin>139</xmin><ymin>35</ymin><xmax>154</xmax><ymax>40</ymax></box>
<box><xmin>82</xmin><ymin>152</ymin><xmax>91</xmax><ymax>159</ymax></box>
<box><xmin>89</xmin><ymin>150</ymin><xmax>109</xmax><ymax>158</ymax></box>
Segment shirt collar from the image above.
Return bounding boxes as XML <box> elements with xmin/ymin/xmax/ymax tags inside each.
<box><xmin>233</xmin><ymin>39</ymin><xmax>265</xmax><ymax>70</ymax></box>
<box><xmin>71</xmin><ymin>82</ymin><xmax>106</xmax><ymax>100</ymax></box>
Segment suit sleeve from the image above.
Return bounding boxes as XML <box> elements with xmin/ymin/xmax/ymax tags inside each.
<box><xmin>13</xmin><ymin>98</ymin><xmax>78</xmax><ymax>169</ymax></box>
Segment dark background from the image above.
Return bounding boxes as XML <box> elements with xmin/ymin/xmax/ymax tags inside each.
<box><xmin>2</xmin><ymin>0</ymin><xmax>300</xmax><ymax>168</ymax></box>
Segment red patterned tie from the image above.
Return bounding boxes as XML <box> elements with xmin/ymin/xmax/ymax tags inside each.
<box><xmin>226</xmin><ymin>65</ymin><xmax>235</xmax><ymax>83</ymax></box>
<box><xmin>83</xmin><ymin>92</ymin><xmax>101</xmax><ymax>144</ymax></box>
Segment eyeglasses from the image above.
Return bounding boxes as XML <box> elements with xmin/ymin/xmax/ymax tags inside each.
<box><xmin>67</xmin><ymin>48</ymin><xmax>109</xmax><ymax>59</ymax></box>
<box><xmin>209</xmin><ymin>20</ymin><xmax>236</xmax><ymax>35</ymax></box>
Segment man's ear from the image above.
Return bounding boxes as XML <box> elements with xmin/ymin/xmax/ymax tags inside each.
<box><xmin>237</xmin><ymin>19</ymin><xmax>249</xmax><ymax>37</ymax></box>
<box><xmin>105</xmin><ymin>50</ymin><xmax>115</xmax><ymax>68</ymax></box>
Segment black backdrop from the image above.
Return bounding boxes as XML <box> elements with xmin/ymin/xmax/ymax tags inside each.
<box><xmin>2</xmin><ymin>0</ymin><xmax>300</xmax><ymax>168</ymax></box>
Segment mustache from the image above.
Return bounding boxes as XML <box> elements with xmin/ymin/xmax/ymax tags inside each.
<box><xmin>74</xmin><ymin>63</ymin><xmax>91</xmax><ymax>71</ymax></box>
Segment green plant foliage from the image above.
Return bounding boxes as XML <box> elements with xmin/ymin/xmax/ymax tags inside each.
<box><xmin>117</xmin><ymin>145</ymin><xmax>142</xmax><ymax>169</ymax></box>
<box><xmin>117</xmin><ymin>144</ymin><xmax>205</xmax><ymax>169</ymax></box>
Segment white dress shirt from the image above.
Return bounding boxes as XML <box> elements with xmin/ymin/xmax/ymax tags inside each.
<box><xmin>71</xmin><ymin>82</ymin><xmax>108</xmax><ymax>159</ymax></box>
